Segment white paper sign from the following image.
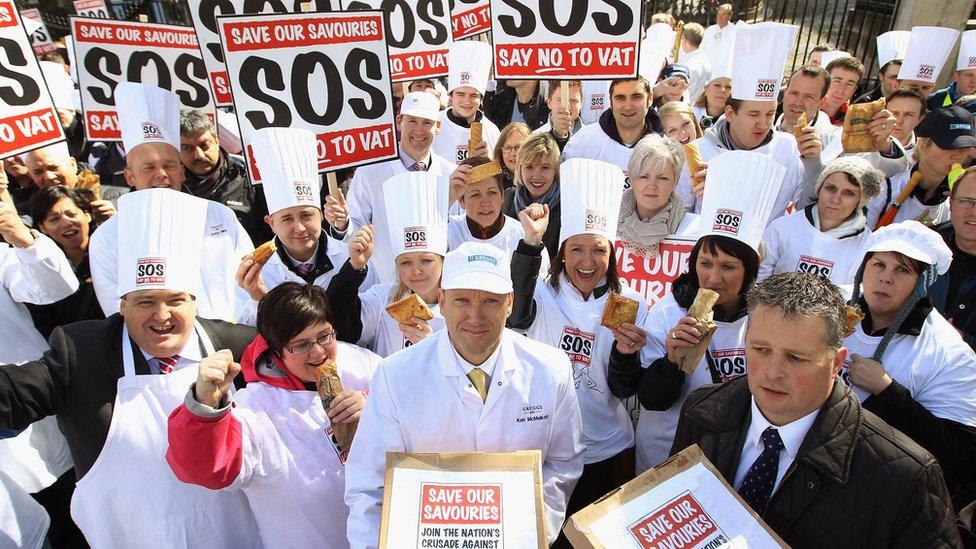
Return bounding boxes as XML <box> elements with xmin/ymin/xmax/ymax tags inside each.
<box><xmin>186</xmin><ymin>0</ymin><xmax>340</xmax><ymax>107</ymax></box>
<box><xmin>217</xmin><ymin>10</ymin><xmax>397</xmax><ymax>179</ymax></box>
<box><xmin>384</xmin><ymin>468</ymin><xmax>542</xmax><ymax>547</ymax></box>
<box><xmin>342</xmin><ymin>0</ymin><xmax>452</xmax><ymax>82</ymax></box>
<box><xmin>19</xmin><ymin>8</ymin><xmax>54</xmax><ymax>55</ymax></box>
<box><xmin>490</xmin><ymin>0</ymin><xmax>642</xmax><ymax>79</ymax></box>
<box><xmin>0</xmin><ymin>0</ymin><xmax>65</xmax><ymax>158</ymax></box>
<box><xmin>589</xmin><ymin>462</ymin><xmax>780</xmax><ymax>548</ymax></box>
<box><xmin>73</xmin><ymin>0</ymin><xmax>110</xmax><ymax>19</ymax></box>
<box><xmin>449</xmin><ymin>0</ymin><xmax>489</xmax><ymax>39</ymax></box>
<box><xmin>71</xmin><ymin>17</ymin><xmax>216</xmax><ymax>141</ymax></box>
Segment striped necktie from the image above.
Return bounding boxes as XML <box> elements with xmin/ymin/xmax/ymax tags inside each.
<box><xmin>155</xmin><ymin>355</ymin><xmax>179</xmax><ymax>374</ymax></box>
<box><xmin>410</xmin><ymin>161</ymin><xmax>427</xmax><ymax>172</ymax></box>
<box><xmin>295</xmin><ymin>263</ymin><xmax>314</xmax><ymax>277</ymax></box>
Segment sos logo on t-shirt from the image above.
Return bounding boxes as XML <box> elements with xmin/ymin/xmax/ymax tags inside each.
<box><xmin>136</xmin><ymin>257</ymin><xmax>166</xmax><ymax>285</ymax></box>
<box><xmin>708</xmin><ymin>348</ymin><xmax>746</xmax><ymax>382</ymax></box>
<box><xmin>796</xmin><ymin>255</ymin><xmax>834</xmax><ymax>279</ymax></box>
<box><xmin>404</xmin><ymin>226</ymin><xmax>428</xmax><ymax>249</ymax></box>
<box><xmin>560</xmin><ymin>326</ymin><xmax>594</xmax><ymax>365</ymax></box>
<box><xmin>456</xmin><ymin>144</ymin><xmax>469</xmax><ymax>163</ymax></box>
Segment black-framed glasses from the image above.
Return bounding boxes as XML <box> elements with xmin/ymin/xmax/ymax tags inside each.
<box><xmin>284</xmin><ymin>331</ymin><xmax>336</xmax><ymax>355</ymax></box>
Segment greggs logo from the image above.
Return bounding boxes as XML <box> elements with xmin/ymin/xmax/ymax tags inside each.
<box><xmin>467</xmin><ymin>254</ymin><xmax>497</xmax><ymax>265</ymax></box>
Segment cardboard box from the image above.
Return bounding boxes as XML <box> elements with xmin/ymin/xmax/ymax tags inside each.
<box><xmin>379</xmin><ymin>451</ymin><xmax>547</xmax><ymax>548</ymax></box>
<box><xmin>564</xmin><ymin>445</ymin><xmax>787</xmax><ymax>548</ymax></box>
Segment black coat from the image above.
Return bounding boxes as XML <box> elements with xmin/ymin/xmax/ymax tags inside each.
<box><xmin>483</xmin><ymin>82</ymin><xmax>550</xmax><ymax>131</ymax></box>
<box><xmin>670</xmin><ymin>377</ymin><xmax>961</xmax><ymax>547</ymax></box>
<box><xmin>0</xmin><ymin>314</ymin><xmax>257</xmax><ymax>478</ymax></box>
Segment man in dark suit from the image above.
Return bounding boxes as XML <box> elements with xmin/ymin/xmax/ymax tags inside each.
<box><xmin>670</xmin><ymin>272</ymin><xmax>960</xmax><ymax>547</ymax></box>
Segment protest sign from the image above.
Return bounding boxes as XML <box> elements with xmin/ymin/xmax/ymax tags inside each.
<box><xmin>490</xmin><ymin>0</ymin><xmax>642</xmax><ymax>79</ymax></box>
<box><xmin>19</xmin><ymin>8</ymin><xmax>54</xmax><ymax>55</ymax></box>
<box><xmin>615</xmin><ymin>236</ymin><xmax>696</xmax><ymax>309</ymax></box>
<box><xmin>342</xmin><ymin>0</ymin><xmax>452</xmax><ymax>82</ymax></box>
<box><xmin>449</xmin><ymin>0</ymin><xmax>489</xmax><ymax>39</ymax></box>
<box><xmin>565</xmin><ymin>445</ymin><xmax>787</xmax><ymax>548</ymax></box>
<box><xmin>379</xmin><ymin>451</ymin><xmax>547</xmax><ymax>548</ymax></box>
<box><xmin>186</xmin><ymin>0</ymin><xmax>340</xmax><ymax>107</ymax></box>
<box><xmin>73</xmin><ymin>0</ymin><xmax>110</xmax><ymax>19</ymax></box>
<box><xmin>0</xmin><ymin>0</ymin><xmax>65</xmax><ymax>158</ymax></box>
<box><xmin>71</xmin><ymin>17</ymin><xmax>215</xmax><ymax>141</ymax></box>
<box><xmin>217</xmin><ymin>10</ymin><xmax>397</xmax><ymax>179</ymax></box>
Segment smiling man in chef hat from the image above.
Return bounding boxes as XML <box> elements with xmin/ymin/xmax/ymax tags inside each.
<box><xmin>345</xmin><ymin>240</ymin><xmax>585</xmax><ymax>548</ymax></box>
<box><xmin>88</xmin><ymin>82</ymin><xmax>254</xmax><ymax>321</ymax></box>
<box><xmin>431</xmin><ymin>40</ymin><xmax>501</xmax><ymax>164</ymax></box>
<box><xmin>0</xmin><ymin>188</ymin><xmax>262</xmax><ymax>548</ymax></box>
<box><xmin>235</xmin><ymin>126</ymin><xmax>376</xmax><ymax>329</ymax></box>
<box><xmin>677</xmin><ymin>22</ymin><xmax>815</xmax><ymax>222</ymax></box>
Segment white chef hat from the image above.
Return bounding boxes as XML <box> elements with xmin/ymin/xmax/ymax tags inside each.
<box><xmin>399</xmin><ymin>91</ymin><xmax>441</xmax><ymax>121</ymax></box>
<box><xmin>448</xmin><ymin>41</ymin><xmax>492</xmax><ymax>95</ymax></box>
<box><xmin>251</xmin><ymin>127</ymin><xmax>320</xmax><ymax>216</ymax></box>
<box><xmin>865</xmin><ymin>220</ymin><xmax>952</xmax><ymax>275</ymax></box>
<box><xmin>730</xmin><ymin>22</ymin><xmax>798</xmax><ymax>101</ymax></box>
<box><xmin>116</xmin><ymin>188</ymin><xmax>207</xmax><ymax>298</ymax></box>
<box><xmin>958</xmin><ymin>30</ymin><xmax>976</xmax><ymax>71</ymax></box>
<box><xmin>115</xmin><ymin>82</ymin><xmax>181</xmax><ymax>154</ymax></box>
<box><xmin>699</xmin><ymin>151</ymin><xmax>786</xmax><ymax>252</ymax></box>
<box><xmin>876</xmin><ymin>31</ymin><xmax>910</xmax><ymax>68</ymax></box>
<box><xmin>898</xmin><ymin>26</ymin><xmax>960</xmax><ymax>84</ymax></box>
<box><xmin>820</xmin><ymin>50</ymin><xmax>853</xmax><ymax>68</ymax></box>
<box><xmin>216</xmin><ymin>109</ymin><xmax>242</xmax><ymax>155</ymax></box>
<box><xmin>559</xmin><ymin>158</ymin><xmax>626</xmax><ymax>245</ymax></box>
<box><xmin>383</xmin><ymin>171</ymin><xmax>448</xmax><ymax>258</ymax></box>
<box><xmin>39</xmin><ymin>61</ymin><xmax>75</xmax><ymax>111</ymax></box>
<box><xmin>639</xmin><ymin>24</ymin><xmax>674</xmax><ymax>82</ymax></box>
<box><xmin>709</xmin><ymin>33</ymin><xmax>736</xmax><ymax>81</ymax></box>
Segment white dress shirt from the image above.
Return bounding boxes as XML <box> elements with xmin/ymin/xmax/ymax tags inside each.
<box><xmin>138</xmin><ymin>329</ymin><xmax>203</xmax><ymax>374</ymax></box>
<box><xmin>733</xmin><ymin>398</ymin><xmax>819</xmax><ymax>494</ymax></box>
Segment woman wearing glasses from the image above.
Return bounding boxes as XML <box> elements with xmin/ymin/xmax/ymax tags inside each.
<box><xmin>167</xmin><ymin>282</ymin><xmax>380</xmax><ymax>548</ymax></box>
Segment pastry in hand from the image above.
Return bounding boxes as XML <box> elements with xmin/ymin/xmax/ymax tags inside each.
<box><xmin>76</xmin><ymin>171</ymin><xmax>101</xmax><ymax>200</ymax></box>
<box><xmin>385</xmin><ymin>293</ymin><xmax>434</xmax><ymax>324</ymax></box>
<box><xmin>793</xmin><ymin>112</ymin><xmax>809</xmax><ymax>139</ymax></box>
<box><xmin>601</xmin><ymin>292</ymin><xmax>639</xmax><ymax>331</ymax></box>
<box><xmin>674</xmin><ymin>288</ymin><xmax>719</xmax><ymax>374</ymax></box>
<box><xmin>684</xmin><ymin>142</ymin><xmax>704</xmax><ymax>179</ymax></box>
<box><xmin>315</xmin><ymin>360</ymin><xmax>357</xmax><ymax>453</ymax></box>
<box><xmin>842</xmin><ymin>97</ymin><xmax>886</xmax><ymax>153</ymax></box>
<box><xmin>251</xmin><ymin>240</ymin><xmax>277</xmax><ymax>266</ymax></box>
<box><xmin>468</xmin><ymin>121</ymin><xmax>483</xmax><ymax>156</ymax></box>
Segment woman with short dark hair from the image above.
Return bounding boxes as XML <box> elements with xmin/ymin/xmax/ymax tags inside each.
<box><xmin>167</xmin><ymin>282</ymin><xmax>380</xmax><ymax>548</ymax></box>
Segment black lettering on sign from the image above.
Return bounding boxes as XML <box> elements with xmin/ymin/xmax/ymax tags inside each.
<box><xmin>345</xmin><ymin>0</ymin><xmax>448</xmax><ymax>50</ymax></box>
<box><xmin>82</xmin><ymin>48</ymin><xmax>210</xmax><ymax>108</ymax></box>
<box><xmin>239</xmin><ymin>56</ymin><xmax>291</xmax><ymax>128</ymax></box>
<box><xmin>0</xmin><ymin>37</ymin><xmax>41</xmax><ymax>106</ymax></box>
<box><xmin>497</xmin><ymin>0</ymin><xmax>633</xmax><ymax>37</ymax></box>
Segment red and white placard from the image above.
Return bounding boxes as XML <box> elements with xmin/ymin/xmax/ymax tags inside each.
<box><xmin>71</xmin><ymin>17</ymin><xmax>216</xmax><ymax>141</ymax></box>
<box><xmin>491</xmin><ymin>0</ymin><xmax>642</xmax><ymax>79</ymax></box>
<box><xmin>450</xmin><ymin>0</ymin><xmax>489</xmax><ymax>40</ymax></box>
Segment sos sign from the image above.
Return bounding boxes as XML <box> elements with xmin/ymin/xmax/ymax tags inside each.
<box><xmin>217</xmin><ymin>11</ymin><xmax>397</xmax><ymax>178</ymax></box>
<box><xmin>73</xmin><ymin>0</ymin><xmax>111</xmax><ymax>18</ymax></box>
<box><xmin>71</xmin><ymin>17</ymin><xmax>216</xmax><ymax>141</ymax></box>
<box><xmin>186</xmin><ymin>0</ymin><xmax>340</xmax><ymax>106</ymax></box>
<box><xmin>341</xmin><ymin>0</ymin><xmax>452</xmax><ymax>82</ymax></box>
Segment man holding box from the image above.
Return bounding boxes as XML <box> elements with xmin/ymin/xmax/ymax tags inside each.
<box><xmin>345</xmin><ymin>242</ymin><xmax>584</xmax><ymax>548</ymax></box>
<box><xmin>670</xmin><ymin>272</ymin><xmax>960</xmax><ymax>547</ymax></box>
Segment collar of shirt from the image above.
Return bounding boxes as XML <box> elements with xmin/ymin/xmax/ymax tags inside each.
<box><xmin>139</xmin><ymin>328</ymin><xmax>203</xmax><ymax>371</ymax></box>
<box><xmin>744</xmin><ymin>397</ymin><xmax>818</xmax><ymax>464</ymax></box>
<box><xmin>453</xmin><ymin>338</ymin><xmax>502</xmax><ymax>379</ymax></box>
<box><xmin>283</xmin><ymin>242</ymin><xmax>319</xmax><ymax>269</ymax></box>
<box><xmin>399</xmin><ymin>149</ymin><xmax>432</xmax><ymax>171</ymax></box>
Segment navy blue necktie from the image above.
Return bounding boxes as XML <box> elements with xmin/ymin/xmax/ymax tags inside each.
<box><xmin>737</xmin><ymin>427</ymin><xmax>784</xmax><ymax>515</ymax></box>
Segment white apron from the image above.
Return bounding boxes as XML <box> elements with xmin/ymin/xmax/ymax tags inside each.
<box><xmin>70</xmin><ymin>323</ymin><xmax>261</xmax><ymax>549</ymax></box>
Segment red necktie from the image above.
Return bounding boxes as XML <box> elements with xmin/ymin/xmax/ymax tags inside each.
<box><xmin>155</xmin><ymin>355</ymin><xmax>179</xmax><ymax>374</ymax></box>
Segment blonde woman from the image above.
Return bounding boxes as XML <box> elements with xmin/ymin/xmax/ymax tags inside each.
<box><xmin>659</xmin><ymin>102</ymin><xmax>703</xmax><ymax>145</ymax></box>
<box><xmin>692</xmin><ymin>76</ymin><xmax>731</xmax><ymax>129</ymax></box>
<box><xmin>502</xmin><ymin>132</ymin><xmax>562</xmax><ymax>258</ymax></box>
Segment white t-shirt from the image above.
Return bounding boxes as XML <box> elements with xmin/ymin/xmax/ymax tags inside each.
<box><xmin>760</xmin><ymin>208</ymin><xmax>872</xmax><ymax>286</ymax></box>
<box><xmin>430</xmin><ymin>109</ymin><xmax>501</xmax><ymax>165</ymax></box>
<box><xmin>357</xmin><ymin>281</ymin><xmax>445</xmax><ymax>358</ymax></box>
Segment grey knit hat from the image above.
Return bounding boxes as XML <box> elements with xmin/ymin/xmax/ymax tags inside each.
<box><xmin>815</xmin><ymin>156</ymin><xmax>884</xmax><ymax>208</ymax></box>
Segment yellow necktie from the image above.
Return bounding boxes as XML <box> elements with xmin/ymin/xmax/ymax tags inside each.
<box><xmin>467</xmin><ymin>367</ymin><xmax>489</xmax><ymax>402</ymax></box>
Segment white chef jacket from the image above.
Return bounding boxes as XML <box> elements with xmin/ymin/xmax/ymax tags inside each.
<box><xmin>760</xmin><ymin>208</ymin><xmax>873</xmax><ymax>286</ymax></box>
<box><xmin>430</xmin><ymin>109</ymin><xmax>501</xmax><ymax>165</ymax></box>
<box><xmin>701</xmin><ymin>23</ymin><xmax>738</xmax><ymax>66</ymax></box>
<box><xmin>677</xmin><ymin>48</ymin><xmax>712</xmax><ymax>106</ymax></box>
<box><xmin>635</xmin><ymin>293</ymin><xmax>749</xmax><ymax>472</ymax></box>
<box><xmin>676</xmin><ymin>130</ymin><xmax>804</xmax><ymax>221</ymax></box>
<box><xmin>580</xmin><ymin>80</ymin><xmax>612</xmax><ymax>125</ymax></box>
<box><xmin>0</xmin><ymin>235</ymin><xmax>77</xmax><ymax>494</ymax></box>
<box><xmin>524</xmin><ymin>276</ymin><xmax>645</xmax><ymax>464</ymax></box>
<box><xmin>0</xmin><ymin>470</ymin><xmax>49</xmax><ymax>549</ymax></box>
<box><xmin>344</xmin><ymin>154</ymin><xmax>455</xmax><ymax>284</ymax></box>
<box><xmin>344</xmin><ymin>329</ymin><xmax>585</xmax><ymax>547</ymax></box>
<box><xmin>195</xmin><ymin>342</ymin><xmax>379</xmax><ymax>549</ymax></box>
<box><xmin>562</xmin><ymin>121</ymin><xmax>637</xmax><ymax>181</ymax></box>
<box><xmin>357</xmin><ymin>282</ymin><xmax>445</xmax><ymax>357</ymax></box>
<box><xmin>841</xmin><ymin>311</ymin><xmax>976</xmax><ymax>427</ymax></box>
<box><xmin>89</xmin><ymin>199</ymin><xmax>253</xmax><ymax>321</ymax></box>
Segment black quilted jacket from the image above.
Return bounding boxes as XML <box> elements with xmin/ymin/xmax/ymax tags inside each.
<box><xmin>670</xmin><ymin>377</ymin><xmax>961</xmax><ymax>548</ymax></box>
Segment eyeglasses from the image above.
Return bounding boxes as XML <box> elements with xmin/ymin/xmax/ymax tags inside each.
<box><xmin>502</xmin><ymin>145</ymin><xmax>521</xmax><ymax>154</ymax></box>
<box><xmin>284</xmin><ymin>331</ymin><xmax>336</xmax><ymax>354</ymax></box>
<box><xmin>953</xmin><ymin>197</ymin><xmax>976</xmax><ymax>210</ymax></box>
